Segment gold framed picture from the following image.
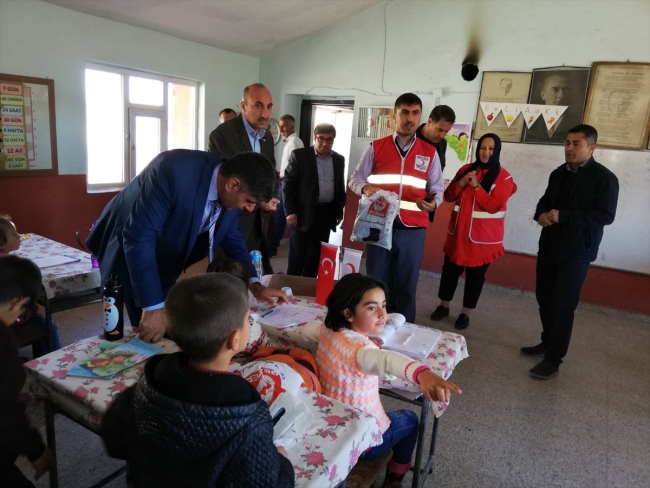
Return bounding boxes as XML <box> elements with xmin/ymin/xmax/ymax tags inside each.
<box><xmin>582</xmin><ymin>62</ymin><xmax>650</xmax><ymax>150</ymax></box>
<box><xmin>474</xmin><ymin>71</ymin><xmax>532</xmax><ymax>143</ymax></box>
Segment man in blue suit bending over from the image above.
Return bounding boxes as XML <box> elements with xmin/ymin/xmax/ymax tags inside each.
<box><xmin>87</xmin><ymin>150</ymin><xmax>287</xmax><ymax>343</ymax></box>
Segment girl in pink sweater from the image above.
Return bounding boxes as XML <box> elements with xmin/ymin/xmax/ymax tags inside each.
<box><xmin>316</xmin><ymin>273</ymin><xmax>461</xmax><ymax>488</ymax></box>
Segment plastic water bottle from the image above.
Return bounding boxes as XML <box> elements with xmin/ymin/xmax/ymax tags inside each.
<box><xmin>102</xmin><ymin>273</ymin><xmax>124</xmax><ymax>341</ymax></box>
<box><xmin>250</xmin><ymin>250</ymin><xmax>263</xmax><ymax>280</ymax></box>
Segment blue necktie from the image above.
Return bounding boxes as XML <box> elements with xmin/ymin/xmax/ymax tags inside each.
<box><xmin>204</xmin><ymin>201</ymin><xmax>221</xmax><ymax>262</ymax></box>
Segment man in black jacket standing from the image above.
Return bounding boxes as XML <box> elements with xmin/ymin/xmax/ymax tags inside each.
<box><xmin>283</xmin><ymin>123</ymin><xmax>346</xmax><ymax>277</ymax></box>
<box><xmin>415</xmin><ymin>105</ymin><xmax>455</xmax><ymax>172</ymax></box>
<box><xmin>208</xmin><ymin>83</ymin><xmax>278</xmax><ymax>274</ymax></box>
<box><xmin>522</xmin><ymin>124</ymin><xmax>619</xmax><ymax>379</ymax></box>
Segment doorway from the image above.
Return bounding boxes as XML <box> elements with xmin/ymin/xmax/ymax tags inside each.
<box><xmin>293</xmin><ymin>99</ymin><xmax>355</xmax><ymax>268</ymax></box>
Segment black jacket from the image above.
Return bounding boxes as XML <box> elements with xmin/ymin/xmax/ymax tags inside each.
<box><xmin>283</xmin><ymin>146</ymin><xmax>346</xmax><ymax>232</ymax></box>
<box><xmin>0</xmin><ymin>322</ymin><xmax>46</xmax><ymax>475</ymax></box>
<box><xmin>534</xmin><ymin>158</ymin><xmax>619</xmax><ymax>262</ymax></box>
<box><xmin>416</xmin><ymin>124</ymin><xmax>447</xmax><ymax>172</ymax></box>
<box><xmin>100</xmin><ymin>353</ymin><xmax>294</xmax><ymax>488</ymax></box>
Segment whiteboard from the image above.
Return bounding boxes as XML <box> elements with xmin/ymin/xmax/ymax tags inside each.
<box><xmin>499</xmin><ymin>142</ymin><xmax>650</xmax><ymax>274</ymax></box>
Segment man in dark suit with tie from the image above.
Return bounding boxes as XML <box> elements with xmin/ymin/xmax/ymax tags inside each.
<box><xmin>283</xmin><ymin>124</ymin><xmax>346</xmax><ymax>277</ymax></box>
<box><xmin>87</xmin><ymin>150</ymin><xmax>286</xmax><ymax>343</ymax></box>
<box><xmin>208</xmin><ymin>83</ymin><xmax>278</xmax><ymax>274</ymax></box>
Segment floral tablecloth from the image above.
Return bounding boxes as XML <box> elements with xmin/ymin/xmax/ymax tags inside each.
<box><xmin>14</xmin><ymin>234</ymin><xmax>101</xmax><ymax>299</ymax></box>
<box><xmin>250</xmin><ymin>296</ymin><xmax>469</xmax><ymax>418</ymax></box>
<box><xmin>24</xmin><ymin>329</ymin><xmax>383</xmax><ymax>488</ymax></box>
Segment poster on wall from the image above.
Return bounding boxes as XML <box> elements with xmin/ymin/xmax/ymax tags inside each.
<box><xmin>443</xmin><ymin>122</ymin><xmax>472</xmax><ymax>182</ymax></box>
<box><xmin>523</xmin><ymin>66</ymin><xmax>591</xmax><ymax>145</ymax></box>
<box><xmin>474</xmin><ymin>71</ymin><xmax>532</xmax><ymax>143</ymax></box>
<box><xmin>582</xmin><ymin>62</ymin><xmax>650</xmax><ymax>150</ymax></box>
<box><xmin>0</xmin><ymin>73</ymin><xmax>58</xmax><ymax>177</ymax></box>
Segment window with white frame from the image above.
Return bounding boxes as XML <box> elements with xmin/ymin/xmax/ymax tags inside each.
<box><xmin>85</xmin><ymin>64</ymin><xmax>199</xmax><ymax>191</ymax></box>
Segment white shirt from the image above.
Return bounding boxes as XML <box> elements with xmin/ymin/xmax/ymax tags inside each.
<box><xmin>280</xmin><ymin>133</ymin><xmax>304</xmax><ymax>177</ymax></box>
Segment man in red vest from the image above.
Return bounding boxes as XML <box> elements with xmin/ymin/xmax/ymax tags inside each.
<box><xmin>349</xmin><ymin>93</ymin><xmax>444</xmax><ymax>322</ymax></box>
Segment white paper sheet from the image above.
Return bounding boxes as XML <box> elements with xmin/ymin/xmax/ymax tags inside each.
<box><xmin>382</xmin><ymin>324</ymin><xmax>442</xmax><ymax>359</ymax></box>
<box><xmin>253</xmin><ymin>304</ymin><xmax>321</xmax><ymax>329</ymax></box>
<box><xmin>31</xmin><ymin>255</ymin><xmax>81</xmax><ymax>269</ymax></box>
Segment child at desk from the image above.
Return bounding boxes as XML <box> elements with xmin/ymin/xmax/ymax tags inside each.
<box><xmin>100</xmin><ymin>273</ymin><xmax>294</xmax><ymax>488</ymax></box>
<box><xmin>206</xmin><ymin>258</ymin><xmax>271</xmax><ymax>360</ymax></box>
<box><xmin>316</xmin><ymin>273</ymin><xmax>462</xmax><ymax>488</ymax></box>
<box><xmin>0</xmin><ymin>215</ymin><xmax>62</xmax><ymax>356</ymax></box>
<box><xmin>0</xmin><ymin>256</ymin><xmax>54</xmax><ymax>487</ymax></box>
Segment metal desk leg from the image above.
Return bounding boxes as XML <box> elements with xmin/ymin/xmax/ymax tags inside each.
<box><xmin>429</xmin><ymin>415</ymin><xmax>440</xmax><ymax>474</ymax></box>
<box><xmin>45</xmin><ymin>399</ymin><xmax>59</xmax><ymax>488</ymax></box>
<box><xmin>44</xmin><ymin>297</ymin><xmax>54</xmax><ymax>353</ymax></box>
<box><xmin>412</xmin><ymin>399</ymin><xmax>431</xmax><ymax>488</ymax></box>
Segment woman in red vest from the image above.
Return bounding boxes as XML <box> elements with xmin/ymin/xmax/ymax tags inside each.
<box><xmin>430</xmin><ymin>133</ymin><xmax>517</xmax><ymax>329</ymax></box>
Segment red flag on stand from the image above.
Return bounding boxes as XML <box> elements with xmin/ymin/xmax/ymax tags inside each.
<box><xmin>315</xmin><ymin>243</ymin><xmax>338</xmax><ymax>305</ymax></box>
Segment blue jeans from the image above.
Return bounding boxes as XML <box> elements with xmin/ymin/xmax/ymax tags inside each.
<box><xmin>362</xmin><ymin>409</ymin><xmax>419</xmax><ymax>464</ymax></box>
<box><xmin>269</xmin><ymin>183</ymin><xmax>286</xmax><ymax>254</ymax></box>
<box><xmin>27</xmin><ymin>313</ymin><xmax>62</xmax><ymax>357</ymax></box>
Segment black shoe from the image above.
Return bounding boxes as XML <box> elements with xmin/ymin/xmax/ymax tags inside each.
<box><xmin>521</xmin><ymin>343</ymin><xmax>547</xmax><ymax>357</ymax></box>
<box><xmin>430</xmin><ymin>305</ymin><xmax>449</xmax><ymax>321</ymax></box>
<box><xmin>529</xmin><ymin>359</ymin><xmax>559</xmax><ymax>379</ymax></box>
<box><xmin>454</xmin><ymin>313</ymin><xmax>470</xmax><ymax>330</ymax></box>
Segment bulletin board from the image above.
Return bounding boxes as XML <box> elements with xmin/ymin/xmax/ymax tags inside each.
<box><xmin>0</xmin><ymin>74</ymin><xmax>58</xmax><ymax>177</ymax></box>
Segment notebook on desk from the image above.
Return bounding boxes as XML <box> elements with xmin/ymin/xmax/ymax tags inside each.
<box><xmin>370</xmin><ymin>314</ymin><xmax>441</xmax><ymax>359</ymax></box>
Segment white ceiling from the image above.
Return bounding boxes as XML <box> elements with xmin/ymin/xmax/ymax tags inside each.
<box><xmin>42</xmin><ymin>0</ymin><xmax>382</xmax><ymax>58</ymax></box>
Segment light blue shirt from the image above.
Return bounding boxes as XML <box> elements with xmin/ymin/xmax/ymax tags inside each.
<box><xmin>242</xmin><ymin>116</ymin><xmax>266</xmax><ymax>153</ymax></box>
<box><xmin>315</xmin><ymin>148</ymin><xmax>335</xmax><ymax>203</ymax></box>
<box><xmin>199</xmin><ymin>166</ymin><xmax>221</xmax><ymax>233</ymax></box>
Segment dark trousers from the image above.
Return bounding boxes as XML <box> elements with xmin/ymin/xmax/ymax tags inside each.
<box><xmin>287</xmin><ymin>203</ymin><xmax>335</xmax><ymax>278</ymax></box>
<box><xmin>2</xmin><ymin>463</ymin><xmax>35</xmax><ymax>488</ymax></box>
<box><xmin>536</xmin><ymin>256</ymin><xmax>590</xmax><ymax>365</ymax></box>
<box><xmin>362</xmin><ymin>410</ymin><xmax>419</xmax><ymax>464</ymax></box>
<box><xmin>269</xmin><ymin>183</ymin><xmax>286</xmax><ymax>254</ymax></box>
<box><xmin>366</xmin><ymin>228</ymin><xmax>426</xmax><ymax>323</ymax></box>
<box><xmin>438</xmin><ymin>254</ymin><xmax>490</xmax><ymax>309</ymax></box>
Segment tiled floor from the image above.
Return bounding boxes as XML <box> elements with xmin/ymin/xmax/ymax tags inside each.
<box><xmin>17</xmin><ymin>241</ymin><xmax>650</xmax><ymax>487</ymax></box>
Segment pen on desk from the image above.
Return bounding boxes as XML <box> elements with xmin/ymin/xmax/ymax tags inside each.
<box><xmin>261</xmin><ymin>308</ymin><xmax>276</xmax><ymax>318</ymax></box>
<box><xmin>62</xmin><ymin>254</ymin><xmax>81</xmax><ymax>261</ymax></box>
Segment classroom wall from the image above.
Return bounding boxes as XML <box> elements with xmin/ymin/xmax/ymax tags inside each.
<box><xmin>260</xmin><ymin>0</ymin><xmax>650</xmax><ymax>315</ymax></box>
<box><xmin>0</xmin><ymin>0</ymin><xmax>258</xmax><ymax>246</ymax></box>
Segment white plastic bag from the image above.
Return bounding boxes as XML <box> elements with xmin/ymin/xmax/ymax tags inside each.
<box><xmin>350</xmin><ymin>190</ymin><xmax>399</xmax><ymax>250</ymax></box>
<box><xmin>231</xmin><ymin>360</ymin><xmax>303</xmax><ymax>407</ymax></box>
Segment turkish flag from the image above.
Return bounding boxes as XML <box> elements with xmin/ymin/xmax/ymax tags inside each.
<box><xmin>315</xmin><ymin>242</ymin><xmax>338</xmax><ymax>305</ymax></box>
<box><xmin>340</xmin><ymin>247</ymin><xmax>363</xmax><ymax>278</ymax></box>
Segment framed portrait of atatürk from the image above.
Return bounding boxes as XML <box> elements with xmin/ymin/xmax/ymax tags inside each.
<box><xmin>523</xmin><ymin>67</ymin><xmax>591</xmax><ymax>145</ymax></box>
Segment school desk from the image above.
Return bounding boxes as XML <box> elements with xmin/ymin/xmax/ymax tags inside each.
<box><xmin>250</xmin><ymin>295</ymin><xmax>468</xmax><ymax>488</ymax></box>
<box><xmin>24</xmin><ymin>328</ymin><xmax>383</xmax><ymax>488</ymax></box>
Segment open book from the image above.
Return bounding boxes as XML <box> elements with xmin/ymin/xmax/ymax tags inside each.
<box><xmin>67</xmin><ymin>338</ymin><xmax>162</xmax><ymax>379</ymax></box>
<box><xmin>370</xmin><ymin>314</ymin><xmax>441</xmax><ymax>360</ymax></box>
